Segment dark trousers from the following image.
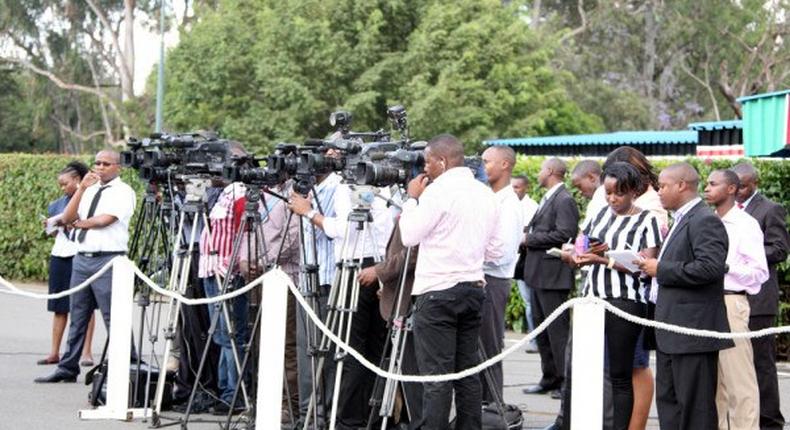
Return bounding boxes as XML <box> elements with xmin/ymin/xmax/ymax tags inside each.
<box><xmin>605</xmin><ymin>300</ymin><xmax>645</xmax><ymax>430</ymax></box>
<box><xmin>336</xmin><ymin>260</ymin><xmax>388</xmax><ymax>429</ymax></box>
<box><xmin>656</xmin><ymin>350</ymin><xmax>719</xmax><ymax>430</ymax></box>
<box><xmin>57</xmin><ymin>254</ymin><xmax>115</xmax><ymax>376</ymax></box>
<box><xmin>413</xmin><ymin>282</ymin><xmax>486</xmax><ymax>430</ymax></box>
<box><xmin>531</xmin><ymin>288</ymin><xmax>571</xmax><ymax>388</ymax></box>
<box><xmin>479</xmin><ymin>275</ymin><xmax>512</xmax><ymax>403</ymax></box>
<box><xmin>749</xmin><ymin>315</ymin><xmax>785</xmax><ymax>430</ymax></box>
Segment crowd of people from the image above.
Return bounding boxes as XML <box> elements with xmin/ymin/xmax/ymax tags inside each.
<box><xmin>31</xmin><ymin>139</ymin><xmax>789</xmax><ymax>430</ymax></box>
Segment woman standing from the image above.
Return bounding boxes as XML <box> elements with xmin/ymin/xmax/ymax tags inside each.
<box><xmin>39</xmin><ymin>161</ymin><xmax>96</xmax><ymax>367</ymax></box>
<box><xmin>571</xmin><ymin>162</ymin><xmax>662</xmax><ymax>430</ymax></box>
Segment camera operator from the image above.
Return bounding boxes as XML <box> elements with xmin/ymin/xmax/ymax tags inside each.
<box><xmin>480</xmin><ymin>145</ymin><xmax>523</xmax><ymax>403</ymax></box>
<box><xmin>35</xmin><ymin>150</ymin><xmax>136</xmax><ymax>383</ymax></box>
<box><xmin>399</xmin><ymin>134</ymin><xmax>503</xmax><ymax>429</ymax></box>
<box><xmin>196</xmin><ymin>145</ymin><xmax>254</xmax><ymax>415</ymax></box>
<box><xmin>289</xmin><ymin>148</ymin><xmax>396</xmax><ymax>429</ymax></box>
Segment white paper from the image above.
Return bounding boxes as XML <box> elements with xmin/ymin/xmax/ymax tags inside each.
<box><xmin>45</xmin><ymin>214</ymin><xmax>62</xmax><ymax>235</ymax></box>
<box><xmin>605</xmin><ymin>250</ymin><xmax>643</xmax><ymax>272</ymax></box>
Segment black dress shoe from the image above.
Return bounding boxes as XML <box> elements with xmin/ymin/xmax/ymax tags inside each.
<box><xmin>523</xmin><ymin>383</ymin><xmax>554</xmax><ymax>394</ymax></box>
<box><xmin>34</xmin><ymin>370</ymin><xmax>76</xmax><ymax>383</ymax></box>
<box><xmin>550</xmin><ymin>388</ymin><xmax>562</xmax><ymax>399</ymax></box>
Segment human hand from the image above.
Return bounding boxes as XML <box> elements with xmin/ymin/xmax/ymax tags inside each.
<box><xmin>357</xmin><ymin>267</ymin><xmax>379</xmax><ymax>287</ymax></box>
<box><xmin>72</xmin><ymin>218</ymin><xmax>91</xmax><ymax>230</ymax></box>
<box><xmin>587</xmin><ymin>242</ymin><xmax>609</xmax><ymax>256</ymax></box>
<box><xmin>80</xmin><ymin>171</ymin><xmax>100</xmax><ymax>190</ymax></box>
<box><xmin>406</xmin><ymin>174</ymin><xmax>429</xmax><ymax>199</ymax></box>
<box><xmin>573</xmin><ymin>252</ymin><xmax>607</xmax><ymax>267</ymax></box>
<box><xmin>637</xmin><ymin>258</ymin><xmax>658</xmax><ymax>277</ymax></box>
<box><xmin>288</xmin><ymin>193</ymin><xmax>312</xmax><ymax>216</ymax></box>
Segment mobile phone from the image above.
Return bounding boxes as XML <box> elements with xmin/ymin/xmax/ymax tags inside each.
<box><xmin>588</xmin><ymin>236</ymin><xmax>603</xmax><ymax>245</ymax></box>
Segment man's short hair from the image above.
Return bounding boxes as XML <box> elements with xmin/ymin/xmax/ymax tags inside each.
<box><xmin>428</xmin><ymin>134</ymin><xmax>465</xmax><ymax>167</ymax></box>
<box><xmin>663</xmin><ymin>162</ymin><xmax>700</xmax><ymax>188</ymax></box>
<box><xmin>486</xmin><ymin>145</ymin><xmax>516</xmax><ymax>167</ymax></box>
<box><xmin>572</xmin><ymin>160</ymin><xmax>601</xmax><ymax>178</ymax></box>
<box><xmin>512</xmin><ymin>174</ymin><xmax>529</xmax><ymax>186</ymax></box>
<box><xmin>544</xmin><ymin>157</ymin><xmax>567</xmax><ymax>178</ymax></box>
<box><xmin>712</xmin><ymin>169</ymin><xmax>741</xmax><ymax>189</ymax></box>
<box><xmin>731</xmin><ymin>162</ymin><xmax>758</xmax><ymax>182</ymax></box>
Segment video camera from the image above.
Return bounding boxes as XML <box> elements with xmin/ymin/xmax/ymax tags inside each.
<box><xmin>121</xmin><ymin>132</ymin><xmax>234</xmax><ymax>182</ymax></box>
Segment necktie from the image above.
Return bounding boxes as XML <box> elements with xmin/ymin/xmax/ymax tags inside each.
<box><xmin>737</xmin><ymin>202</ymin><xmax>744</xmax><ymax>209</ymax></box>
<box><xmin>77</xmin><ymin>185</ymin><xmax>110</xmax><ymax>243</ymax></box>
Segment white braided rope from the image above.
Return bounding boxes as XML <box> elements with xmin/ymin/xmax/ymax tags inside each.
<box><xmin>0</xmin><ymin>257</ymin><xmax>116</xmax><ymax>299</ymax></box>
<box><xmin>5</xmin><ymin>258</ymin><xmax>790</xmax><ymax>384</ymax></box>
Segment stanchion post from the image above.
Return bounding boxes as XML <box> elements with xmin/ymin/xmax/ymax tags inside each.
<box><xmin>570</xmin><ymin>299</ymin><xmax>605</xmax><ymax>430</ymax></box>
<box><xmin>80</xmin><ymin>256</ymin><xmax>135</xmax><ymax>420</ymax></box>
<box><xmin>255</xmin><ymin>270</ymin><xmax>289</xmax><ymax>429</ymax></box>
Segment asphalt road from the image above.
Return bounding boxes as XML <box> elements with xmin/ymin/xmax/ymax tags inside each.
<box><xmin>2</xmin><ymin>283</ymin><xmax>789</xmax><ymax>429</ymax></box>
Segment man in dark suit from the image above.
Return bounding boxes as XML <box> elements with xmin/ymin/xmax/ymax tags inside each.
<box><xmin>638</xmin><ymin>162</ymin><xmax>733</xmax><ymax>430</ymax></box>
<box><xmin>522</xmin><ymin>158</ymin><xmax>579</xmax><ymax>396</ymax></box>
<box><xmin>732</xmin><ymin>162</ymin><xmax>790</xmax><ymax>430</ymax></box>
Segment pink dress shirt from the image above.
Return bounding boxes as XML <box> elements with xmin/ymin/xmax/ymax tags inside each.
<box><xmin>721</xmin><ymin>206</ymin><xmax>769</xmax><ymax>294</ymax></box>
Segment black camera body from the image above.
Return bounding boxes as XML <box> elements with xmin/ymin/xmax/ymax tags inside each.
<box><xmin>123</xmin><ymin>132</ymin><xmax>234</xmax><ymax>183</ymax></box>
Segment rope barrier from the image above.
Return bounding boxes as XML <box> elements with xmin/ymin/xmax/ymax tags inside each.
<box><xmin>4</xmin><ymin>257</ymin><xmax>790</xmax><ymax>383</ymax></box>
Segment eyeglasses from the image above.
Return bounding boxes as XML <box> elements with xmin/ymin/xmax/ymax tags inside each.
<box><xmin>94</xmin><ymin>161</ymin><xmax>118</xmax><ymax>167</ymax></box>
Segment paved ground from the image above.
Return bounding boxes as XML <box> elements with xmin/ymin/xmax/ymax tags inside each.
<box><xmin>2</xmin><ymin>283</ymin><xmax>790</xmax><ymax>429</ymax></box>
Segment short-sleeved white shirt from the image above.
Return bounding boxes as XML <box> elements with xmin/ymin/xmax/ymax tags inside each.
<box><xmin>76</xmin><ymin>176</ymin><xmax>136</xmax><ymax>253</ymax></box>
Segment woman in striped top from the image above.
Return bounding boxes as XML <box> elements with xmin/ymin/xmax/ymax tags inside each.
<box><xmin>571</xmin><ymin>162</ymin><xmax>662</xmax><ymax>430</ymax></box>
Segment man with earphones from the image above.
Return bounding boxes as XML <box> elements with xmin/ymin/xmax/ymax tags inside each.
<box><xmin>399</xmin><ymin>134</ymin><xmax>502</xmax><ymax>429</ymax></box>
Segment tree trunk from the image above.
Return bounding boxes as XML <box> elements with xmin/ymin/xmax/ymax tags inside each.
<box><xmin>120</xmin><ymin>0</ymin><xmax>136</xmax><ymax>101</ymax></box>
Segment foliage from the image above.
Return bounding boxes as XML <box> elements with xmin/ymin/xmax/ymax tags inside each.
<box><xmin>0</xmin><ymin>154</ymin><xmax>143</xmax><ymax>280</ymax></box>
<box><xmin>162</xmin><ymin>0</ymin><xmax>603</xmax><ymax>154</ymax></box>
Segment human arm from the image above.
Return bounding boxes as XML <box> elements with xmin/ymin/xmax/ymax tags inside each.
<box><xmin>60</xmin><ymin>172</ymin><xmax>100</xmax><ymax>224</ymax></box>
<box><xmin>762</xmin><ymin>204</ymin><xmax>790</xmax><ymax>265</ymax></box>
<box><xmin>399</xmin><ymin>175</ymin><xmax>442</xmax><ymax>247</ymax></box>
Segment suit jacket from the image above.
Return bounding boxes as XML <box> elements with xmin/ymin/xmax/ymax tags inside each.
<box><xmin>744</xmin><ymin>193</ymin><xmax>790</xmax><ymax>317</ymax></box>
<box><xmin>523</xmin><ymin>184</ymin><xmax>579</xmax><ymax>290</ymax></box>
<box><xmin>375</xmin><ymin>223</ymin><xmax>418</xmax><ymax>320</ymax></box>
<box><xmin>655</xmin><ymin>200</ymin><xmax>734</xmax><ymax>354</ymax></box>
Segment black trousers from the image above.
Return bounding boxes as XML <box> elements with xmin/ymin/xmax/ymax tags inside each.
<box><xmin>336</xmin><ymin>259</ymin><xmax>388</xmax><ymax>429</ymax></box>
<box><xmin>413</xmin><ymin>282</ymin><xmax>486</xmax><ymax>430</ymax></box>
<box><xmin>605</xmin><ymin>300</ymin><xmax>645</xmax><ymax>430</ymax></box>
<box><xmin>530</xmin><ymin>288</ymin><xmax>571</xmax><ymax>388</ymax></box>
<box><xmin>749</xmin><ymin>315</ymin><xmax>785</xmax><ymax>430</ymax></box>
<box><xmin>479</xmin><ymin>275</ymin><xmax>512</xmax><ymax>403</ymax></box>
<box><xmin>656</xmin><ymin>350</ymin><xmax>719</xmax><ymax>430</ymax></box>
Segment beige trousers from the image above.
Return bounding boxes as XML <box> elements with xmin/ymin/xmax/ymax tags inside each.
<box><xmin>716</xmin><ymin>294</ymin><xmax>760</xmax><ymax>430</ymax></box>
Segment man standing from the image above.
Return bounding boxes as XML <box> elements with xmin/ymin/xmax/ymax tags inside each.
<box><xmin>522</xmin><ymin>158</ymin><xmax>579</xmax><ymax>397</ymax></box>
<box><xmin>400</xmin><ymin>134</ymin><xmax>501</xmax><ymax>429</ymax></box>
<box><xmin>480</xmin><ymin>145</ymin><xmax>523</xmax><ymax>403</ymax></box>
<box><xmin>732</xmin><ymin>162</ymin><xmax>790</xmax><ymax>430</ymax></box>
<box><xmin>36</xmin><ymin>150</ymin><xmax>136</xmax><ymax>383</ymax></box>
<box><xmin>511</xmin><ymin>174</ymin><xmax>539</xmax><ymax>353</ymax></box>
<box><xmin>638</xmin><ymin>162</ymin><xmax>733</xmax><ymax>430</ymax></box>
<box><xmin>704</xmin><ymin>169</ymin><xmax>768</xmax><ymax>430</ymax></box>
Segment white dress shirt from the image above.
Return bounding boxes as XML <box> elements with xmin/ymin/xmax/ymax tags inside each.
<box><xmin>76</xmin><ymin>176</ymin><xmax>136</xmax><ymax>253</ymax></box>
<box><xmin>321</xmin><ymin>183</ymin><xmax>395</xmax><ymax>262</ymax></box>
<box><xmin>400</xmin><ymin>167</ymin><xmax>503</xmax><ymax>296</ymax></box>
<box><xmin>484</xmin><ymin>185</ymin><xmax>524</xmax><ymax>278</ymax></box>
<box><xmin>741</xmin><ymin>190</ymin><xmax>759</xmax><ymax>210</ymax></box>
<box><xmin>522</xmin><ymin>195</ymin><xmax>539</xmax><ymax>227</ymax></box>
<box><xmin>721</xmin><ymin>206</ymin><xmax>769</xmax><ymax>294</ymax></box>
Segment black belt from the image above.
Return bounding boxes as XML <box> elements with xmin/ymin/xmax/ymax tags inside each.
<box><xmin>78</xmin><ymin>251</ymin><xmax>126</xmax><ymax>258</ymax></box>
<box><xmin>724</xmin><ymin>290</ymin><xmax>747</xmax><ymax>295</ymax></box>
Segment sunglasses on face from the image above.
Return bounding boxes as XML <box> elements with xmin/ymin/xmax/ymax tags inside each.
<box><xmin>94</xmin><ymin>161</ymin><xmax>117</xmax><ymax>167</ymax></box>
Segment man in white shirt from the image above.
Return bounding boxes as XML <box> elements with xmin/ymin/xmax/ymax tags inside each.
<box><xmin>36</xmin><ymin>150</ymin><xmax>137</xmax><ymax>383</ymax></box>
<box><xmin>480</xmin><ymin>145</ymin><xmax>523</xmax><ymax>403</ymax></box>
<box><xmin>511</xmin><ymin>175</ymin><xmax>540</xmax><ymax>353</ymax></box>
<box><xmin>705</xmin><ymin>169</ymin><xmax>768</xmax><ymax>430</ymax></box>
<box><xmin>400</xmin><ymin>134</ymin><xmax>502</xmax><ymax>429</ymax></box>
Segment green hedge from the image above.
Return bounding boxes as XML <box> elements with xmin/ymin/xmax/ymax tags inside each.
<box><xmin>0</xmin><ymin>154</ymin><xmax>144</xmax><ymax>280</ymax></box>
<box><xmin>1</xmin><ymin>154</ymin><xmax>789</xmax><ymax>354</ymax></box>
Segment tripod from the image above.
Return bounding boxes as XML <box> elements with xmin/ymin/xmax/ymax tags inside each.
<box><xmin>366</xmin><ymin>246</ymin><xmax>416</xmax><ymax>430</ymax></box>
<box><xmin>150</xmin><ymin>176</ymin><xmax>221</xmax><ymax>427</ymax></box>
<box><xmin>127</xmin><ymin>180</ymin><xmax>175</xmax><ymax>417</ymax></box>
<box><xmin>302</xmin><ymin>186</ymin><xmax>384</xmax><ymax>430</ymax></box>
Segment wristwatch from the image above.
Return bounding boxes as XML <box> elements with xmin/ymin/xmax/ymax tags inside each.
<box><xmin>306</xmin><ymin>209</ymin><xmax>318</xmax><ymax>220</ymax></box>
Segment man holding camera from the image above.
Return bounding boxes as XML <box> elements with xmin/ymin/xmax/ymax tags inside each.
<box><xmin>36</xmin><ymin>150</ymin><xmax>136</xmax><ymax>383</ymax></box>
<box><xmin>399</xmin><ymin>134</ymin><xmax>502</xmax><ymax>429</ymax></box>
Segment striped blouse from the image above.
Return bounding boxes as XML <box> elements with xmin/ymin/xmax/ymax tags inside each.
<box><xmin>198</xmin><ymin>183</ymin><xmax>247</xmax><ymax>278</ymax></box>
<box><xmin>581</xmin><ymin>206</ymin><xmax>662</xmax><ymax>303</ymax></box>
